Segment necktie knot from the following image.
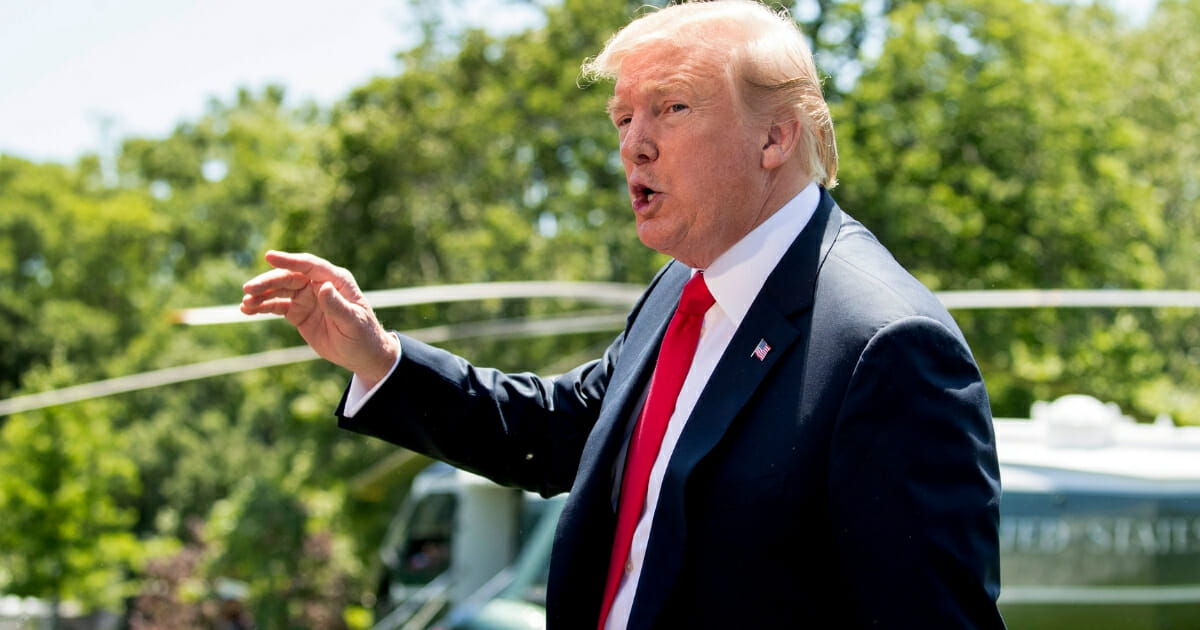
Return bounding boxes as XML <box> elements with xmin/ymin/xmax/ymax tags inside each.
<box><xmin>678</xmin><ymin>272</ymin><xmax>715</xmax><ymax>316</ymax></box>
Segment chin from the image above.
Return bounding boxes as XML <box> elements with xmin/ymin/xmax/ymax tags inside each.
<box><xmin>636</xmin><ymin>220</ymin><xmax>707</xmax><ymax>265</ymax></box>
<box><xmin>636</xmin><ymin>225</ymin><xmax>674</xmax><ymax>256</ymax></box>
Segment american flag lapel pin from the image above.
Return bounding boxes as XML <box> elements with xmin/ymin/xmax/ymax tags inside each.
<box><xmin>751</xmin><ymin>338</ymin><xmax>771</xmax><ymax>361</ymax></box>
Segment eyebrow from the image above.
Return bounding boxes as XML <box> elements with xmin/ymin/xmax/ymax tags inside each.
<box><xmin>606</xmin><ymin>77</ymin><xmax>696</xmax><ymax>119</ymax></box>
<box><xmin>605</xmin><ymin>96</ymin><xmax>626</xmax><ymax>119</ymax></box>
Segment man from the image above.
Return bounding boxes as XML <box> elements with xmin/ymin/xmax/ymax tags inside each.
<box><xmin>242</xmin><ymin>1</ymin><xmax>1005</xmax><ymax>628</ymax></box>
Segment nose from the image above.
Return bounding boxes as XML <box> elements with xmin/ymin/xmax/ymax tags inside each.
<box><xmin>620</xmin><ymin>118</ymin><xmax>658</xmax><ymax>165</ymax></box>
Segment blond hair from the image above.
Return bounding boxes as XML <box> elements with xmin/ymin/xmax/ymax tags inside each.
<box><xmin>582</xmin><ymin>0</ymin><xmax>838</xmax><ymax>188</ymax></box>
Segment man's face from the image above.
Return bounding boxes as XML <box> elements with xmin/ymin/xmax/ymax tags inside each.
<box><xmin>609</xmin><ymin>43</ymin><xmax>772</xmax><ymax>269</ymax></box>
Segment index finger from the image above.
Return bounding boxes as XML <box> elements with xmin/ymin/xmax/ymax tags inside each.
<box><xmin>263</xmin><ymin>250</ymin><xmax>340</xmax><ymax>279</ymax></box>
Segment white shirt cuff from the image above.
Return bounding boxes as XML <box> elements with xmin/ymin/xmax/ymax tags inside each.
<box><xmin>343</xmin><ymin>333</ymin><xmax>402</xmax><ymax>418</ymax></box>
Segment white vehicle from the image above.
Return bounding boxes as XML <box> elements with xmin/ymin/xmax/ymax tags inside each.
<box><xmin>996</xmin><ymin>395</ymin><xmax>1200</xmax><ymax>629</ymax></box>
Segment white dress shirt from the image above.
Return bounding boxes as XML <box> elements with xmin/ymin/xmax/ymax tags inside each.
<box><xmin>345</xmin><ymin>183</ymin><xmax>821</xmax><ymax>629</ymax></box>
<box><xmin>602</xmin><ymin>182</ymin><xmax>818</xmax><ymax>629</ymax></box>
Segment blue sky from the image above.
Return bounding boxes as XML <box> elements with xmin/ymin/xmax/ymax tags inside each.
<box><xmin>0</xmin><ymin>0</ymin><xmax>544</xmax><ymax>164</ymax></box>
<box><xmin>0</xmin><ymin>0</ymin><xmax>1153</xmax><ymax>165</ymax></box>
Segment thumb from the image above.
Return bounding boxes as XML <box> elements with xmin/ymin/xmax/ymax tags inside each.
<box><xmin>317</xmin><ymin>281</ymin><xmax>359</xmax><ymax>321</ymax></box>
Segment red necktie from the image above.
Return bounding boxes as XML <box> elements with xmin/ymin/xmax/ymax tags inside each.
<box><xmin>597</xmin><ymin>272</ymin><xmax>715</xmax><ymax>629</ymax></box>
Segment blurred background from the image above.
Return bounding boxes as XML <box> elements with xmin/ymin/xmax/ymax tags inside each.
<box><xmin>1</xmin><ymin>0</ymin><xmax>1198</xmax><ymax>628</ymax></box>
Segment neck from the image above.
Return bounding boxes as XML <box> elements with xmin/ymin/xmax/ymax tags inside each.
<box><xmin>741</xmin><ymin>169</ymin><xmax>809</xmax><ymax>246</ymax></box>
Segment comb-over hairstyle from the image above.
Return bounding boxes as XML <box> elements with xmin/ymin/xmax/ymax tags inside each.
<box><xmin>582</xmin><ymin>0</ymin><xmax>838</xmax><ymax>188</ymax></box>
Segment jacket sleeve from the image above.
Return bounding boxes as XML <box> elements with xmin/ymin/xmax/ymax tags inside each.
<box><xmin>827</xmin><ymin>315</ymin><xmax>1006</xmax><ymax>629</ymax></box>
<box><xmin>337</xmin><ymin>331</ymin><xmax>622</xmax><ymax>498</ymax></box>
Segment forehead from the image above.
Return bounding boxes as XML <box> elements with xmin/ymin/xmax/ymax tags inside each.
<box><xmin>609</xmin><ymin>42</ymin><xmax>728</xmax><ymax>108</ymax></box>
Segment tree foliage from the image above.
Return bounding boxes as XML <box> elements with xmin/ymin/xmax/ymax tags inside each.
<box><xmin>0</xmin><ymin>401</ymin><xmax>146</xmax><ymax>611</ymax></box>
<box><xmin>832</xmin><ymin>0</ymin><xmax>1200</xmax><ymax>421</ymax></box>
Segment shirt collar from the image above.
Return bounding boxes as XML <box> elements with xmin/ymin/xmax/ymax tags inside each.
<box><xmin>698</xmin><ymin>182</ymin><xmax>820</xmax><ymax>329</ymax></box>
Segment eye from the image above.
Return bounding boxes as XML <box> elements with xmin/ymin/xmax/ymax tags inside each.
<box><xmin>614</xmin><ymin>115</ymin><xmax>632</xmax><ymax>128</ymax></box>
<box><xmin>668</xmin><ymin>103</ymin><xmax>689</xmax><ymax>114</ymax></box>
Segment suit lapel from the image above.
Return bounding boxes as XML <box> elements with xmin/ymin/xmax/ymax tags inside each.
<box><xmin>572</xmin><ymin>263</ymin><xmax>690</xmax><ymax>505</ymax></box>
<box><xmin>546</xmin><ymin>262</ymin><xmax>690</xmax><ymax>628</ymax></box>
<box><xmin>627</xmin><ymin>190</ymin><xmax>845</xmax><ymax>629</ymax></box>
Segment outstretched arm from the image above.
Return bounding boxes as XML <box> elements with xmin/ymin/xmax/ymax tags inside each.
<box><xmin>241</xmin><ymin>250</ymin><xmax>400</xmax><ymax>387</ymax></box>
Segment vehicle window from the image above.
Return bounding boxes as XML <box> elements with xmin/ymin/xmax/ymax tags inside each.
<box><xmin>395</xmin><ymin>493</ymin><xmax>458</xmax><ymax>585</ymax></box>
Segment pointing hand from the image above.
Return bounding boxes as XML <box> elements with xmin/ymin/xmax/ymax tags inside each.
<box><xmin>241</xmin><ymin>251</ymin><xmax>400</xmax><ymax>387</ymax></box>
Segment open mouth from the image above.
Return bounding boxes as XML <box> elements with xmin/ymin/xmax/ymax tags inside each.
<box><xmin>628</xmin><ymin>176</ymin><xmax>661</xmax><ymax>212</ymax></box>
<box><xmin>633</xmin><ymin>185</ymin><xmax>658</xmax><ymax>207</ymax></box>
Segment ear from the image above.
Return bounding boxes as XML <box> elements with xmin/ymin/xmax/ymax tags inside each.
<box><xmin>761</xmin><ymin>116</ymin><xmax>801</xmax><ymax>171</ymax></box>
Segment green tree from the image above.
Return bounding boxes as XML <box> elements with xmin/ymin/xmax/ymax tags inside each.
<box><xmin>0</xmin><ymin>156</ymin><xmax>166</xmax><ymax>397</ymax></box>
<box><xmin>0</xmin><ymin>400</ymin><xmax>148</xmax><ymax>618</ymax></box>
<box><xmin>320</xmin><ymin>0</ymin><xmax>659</xmax><ymax>288</ymax></box>
<box><xmin>831</xmin><ymin>0</ymin><xmax>1199</xmax><ymax>422</ymax></box>
<box><xmin>105</xmin><ymin>86</ymin><xmax>411</xmax><ymax>620</ymax></box>
<box><xmin>1115</xmin><ymin>0</ymin><xmax>1200</xmax><ymax>423</ymax></box>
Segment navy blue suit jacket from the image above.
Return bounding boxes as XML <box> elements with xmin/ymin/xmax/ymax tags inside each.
<box><xmin>338</xmin><ymin>190</ymin><xmax>1006</xmax><ymax>629</ymax></box>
